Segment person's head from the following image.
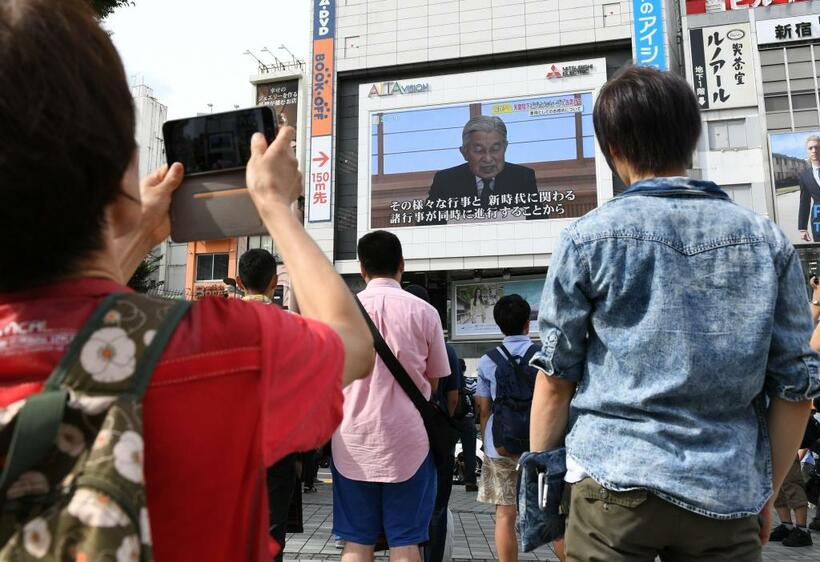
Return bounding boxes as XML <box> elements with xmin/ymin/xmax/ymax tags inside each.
<box><xmin>806</xmin><ymin>135</ymin><xmax>820</xmax><ymax>166</ymax></box>
<box><xmin>404</xmin><ymin>284</ymin><xmax>430</xmax><ymax>303</ymax></box>
<box><xmin>593</xmin><ymin>65</ymin><xmax>701</xmax><ymax>186</ymax></box>
<box><xmin>357</xmin><ymin>230</ymin><xmax>404</xmax><ymax>282</ymax></box>
<box><xmin>237</xmin><ymin>249</ymin><xmax>278</xmax><ymax>296</ymax></box>
<box><xmin>0</xmin><ymin>0</ymin><xmax>138</xmax><ymax>292</ymax></box>
<box><xmin>493</xmin><ymin>294</ymin><xmax>531</xmax><ymax>336</ymax></box>
<box><xmin>459</xmin><ymin>115</ymin><xmax>508</xmax><ymax>179</ymax></box>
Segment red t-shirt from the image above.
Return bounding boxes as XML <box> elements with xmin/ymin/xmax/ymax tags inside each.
<box><xmin>0</xmin><ymin>278</ymin><xmax>344</xmax><ymax>561</ymax></box>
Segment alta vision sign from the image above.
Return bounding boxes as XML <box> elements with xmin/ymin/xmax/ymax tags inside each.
<box><xmin>368</xmin><ymin>81</ymin><xmax>431</xmax><ymax>97</ymax></box>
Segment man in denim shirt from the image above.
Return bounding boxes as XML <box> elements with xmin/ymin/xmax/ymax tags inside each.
<box><xmin>529</xmin><ymin>66</ymin><xmax>820</xmax><ymax>561</ymax></box>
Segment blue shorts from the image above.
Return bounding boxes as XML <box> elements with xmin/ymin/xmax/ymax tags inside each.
<box><xmin>331</xmin><ymin>452</ymin><xmax>437</xmax><ymax>547</ymax></box>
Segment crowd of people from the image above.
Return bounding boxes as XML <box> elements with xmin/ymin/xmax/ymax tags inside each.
<box><xmin>1</xmin><ymin>2</ymin><xmax>820</xmax><ymax>562</ymax></box>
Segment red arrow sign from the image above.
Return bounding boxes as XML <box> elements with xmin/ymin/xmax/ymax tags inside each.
<box><xmin>312</xmin><ymin>151</ymin><xmax>329</xmax><ymax>167</ymax></box>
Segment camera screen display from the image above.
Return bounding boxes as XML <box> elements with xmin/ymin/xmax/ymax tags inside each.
<box><xmin>163</xmin><ymin>107</ymin><xmax>275</xmax><ymax>175</ymax></box>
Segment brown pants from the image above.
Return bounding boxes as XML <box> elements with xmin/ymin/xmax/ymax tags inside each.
<box><xmin>565</xmin><ymin>478</ymin><xmax>762</xmax><ymax>562</ymax></box>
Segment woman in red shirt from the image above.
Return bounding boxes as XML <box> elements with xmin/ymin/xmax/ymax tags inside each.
<box><xmin>0</xmin><ymin>0</ymin><xmax>374</xmax><ymax>559</ymax></box>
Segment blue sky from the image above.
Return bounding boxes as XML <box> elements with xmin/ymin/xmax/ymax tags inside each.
<box><xmin>770</xmin><ymin>130</ymin><xmax>820</xmax><ymax>159</ymax></box>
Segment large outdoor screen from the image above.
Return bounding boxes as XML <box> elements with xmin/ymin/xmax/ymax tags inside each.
<box><xmin>369</xmin><ymin>93</ymin><xmax>599</xmax><ymax>229</ymax></box>
<box><xmin>772</xmin><ymin>130</ymin><xmax>820</xmax><ymax>243</ymax></box>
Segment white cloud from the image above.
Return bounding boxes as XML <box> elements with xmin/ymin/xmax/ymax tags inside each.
<box><xmin>105</xmin><ymin>0</ymin><xmax>311</xmax><ymax>119</ymax></box>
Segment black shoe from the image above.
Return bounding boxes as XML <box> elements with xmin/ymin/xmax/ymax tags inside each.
<box><xmin>769</xmin><ymin>524</ymin><xmax>792</xmax><ymax>542</ymax></box>
<box><xmin>303</xmin><ymin>485</ymin><xmax>317</xmax><ymax>493</ymax></box>
<box><xmin>465</xmin><ymin>483</ymin><xmax>478</xmax><ymax>492</ymax></box>
<box><xmin>809</xmin><ymin>519</ymin><xmax>820</xmax><ymax>532</ymax></box>
<box><xmin>783</xmin><ymin>527</ymin><xmax>813</xmax><ymax>547</ymax></box>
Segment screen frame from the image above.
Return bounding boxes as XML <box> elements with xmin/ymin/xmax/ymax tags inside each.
<box><xmin>355</xmin><ymin>60</ymin><xmax>613</xmax><ymax>263</ymax></box>
<box><xmin>163</xmin><ymin>106</ymin><xmax>277</xmax><ymax>177</ymax></box>
<box><xmin>450</xmin><ymin>274</ymin><xmax>546</xmax><ymax>341</ymax></box>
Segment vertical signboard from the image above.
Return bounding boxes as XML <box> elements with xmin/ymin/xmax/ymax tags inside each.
<box><xmin>690</xmin><ymin>24</ymin><xmax>757</xmax><ymax>110</ymax></box>
<box><xmin>256</xmin><ymin>79</ymin><xmax>300</xmax><ymax>135</ymax></box>
<box><xmin>633</xmin><ymin>0</ymin><xmax>667</xmax><ymax>70</ymax></box>
<box><xmin>308</xmin><ymin>0</ymin><xmax>335</xmax><ymax>222</ymax></box>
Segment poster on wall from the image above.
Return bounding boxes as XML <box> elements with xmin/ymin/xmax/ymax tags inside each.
<box><xmin>689</xmin><ymin>23</ymin><xmax>757</xmax><ymax>110</ymax></box>
<box><xmin>256</xmin><ymin>79</ymin><xmax>299</xmax><ymax>147</ymax></box>
<box><xmin>685</xmin><ymin>0</ymin><xmax>809</xmax><ymax>15</ymax></box>
<box><xmin>771</xmin><ymin>131</ymin><xmax>820</xmax><ymax>243</ymax></box>
<box><xmin>369</xmin><ymin>91</ymin><xmax>598</xmax><ymax>229</ymax></box>
<box><xmin>452</xmin><ymin>278</ymin><xmax>545</xmax><ymax>339</ymax></box>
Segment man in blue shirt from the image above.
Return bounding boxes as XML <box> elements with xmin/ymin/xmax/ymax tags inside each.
<box><xmin>530</xmin><ymin>66</ymin><xmax>820</xmax><ymax>561</ymax></box>
<box><xmin>476</xmin><ymin>295</ymin><xmax>565</xmax><ymax>562</ymax></box>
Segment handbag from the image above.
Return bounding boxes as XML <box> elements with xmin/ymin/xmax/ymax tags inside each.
<box><xmin>355</xmin><ymin>298</ymin><xmax>460</xmax><ymax>468</ymax></box>
<box><xmin>516</xmin><ymin>448</ymin><xmax>567</xmax><ymax>552</ymax></box>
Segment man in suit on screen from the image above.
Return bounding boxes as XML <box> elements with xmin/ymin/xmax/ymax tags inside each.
<box><xmin>424</xmin><ymin>115</ymin><xmax>539</xmax><ymax>224</ymax></box>
<box><xmin>798</xmin><ymin>135</ymin><xmax>820</xmax><ymax>241</ymax></box>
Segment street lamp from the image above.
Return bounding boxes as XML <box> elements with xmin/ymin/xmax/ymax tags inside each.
<box><xmin>279</xmin><ymin>44</ymin><xmax>297</xmax><ymax>64</ymax></box>
<box><xmin>207</xmin><ymin>103</ymin><xmax>213</xmax><ymax>113</ymax></box>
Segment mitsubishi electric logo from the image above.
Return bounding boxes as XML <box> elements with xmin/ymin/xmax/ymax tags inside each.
<box><xmin>368</xmin><ymin>81</ymin><xmax>431</xmax><ymax>97</ymax></box>
<box><xmin>546</xmin><ymin>64</ymin><xmax>594</xmax><ymax>79</ymax></box>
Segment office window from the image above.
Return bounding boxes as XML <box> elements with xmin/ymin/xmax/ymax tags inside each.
<box><xmin>707</xmin><ymin>119</ymin><xmax>747</xmax><ymax>150</ymax></box>
<box><xmin>195</xmin><ymin>253</ymin><xmax>229</xmax><ymax>281</ymax></box>
<box><xmin>761</xmin><ymin>44</ymin><xmax>820</xmax><ymax>133</ymax></box>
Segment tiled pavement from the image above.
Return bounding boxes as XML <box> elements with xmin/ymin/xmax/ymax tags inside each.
<box><xmin>285</xmin><ymin>478</ymin><xmax>820</xmax><ymax>561</ymax></box>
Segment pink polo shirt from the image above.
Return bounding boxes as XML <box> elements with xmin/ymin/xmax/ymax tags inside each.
<box><xmin>332</xmin><ymin>278</ymin><xmax>450</xmax><ymax>482</ymax></box>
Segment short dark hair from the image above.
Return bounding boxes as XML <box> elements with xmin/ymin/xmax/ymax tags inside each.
<box><xmin>357</xmin><ymin>230</ymin><xmax>402</xmax><ymax>277</ymax></box>
<box><xmin>593</xmin><ymin>65</ymin><xmax>701</xmax><ymax>176</ymax></box>
<box><xmin>0</xmin><ymin>0</ymin><xmax>136</xmax><ymax>291</ymax></box>
<box><xmin>238</xmin><ymin>249</ymin><xmax>277</xmax><ymax>293</ymax></box>
<box><xmin>404</xmin><ymin>284</ymin><xmax>430</xmax><ymax>303</ymax></box>
<box><xmin>493</xmin><ymin>294</ymin><xmax>531</xmax><ymax>336</ymax></box>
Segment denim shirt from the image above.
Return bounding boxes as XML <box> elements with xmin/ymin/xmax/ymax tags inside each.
<box><xmin>532</xmin><ymin>177</ymin><xmax>820</xmax><ymax>519</ymax></box>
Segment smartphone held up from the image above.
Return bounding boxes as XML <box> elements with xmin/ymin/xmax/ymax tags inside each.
<box><xmin>162</xmin><ymin>106</ymin><xmax>278</xmax><ymax>242</ymax></box>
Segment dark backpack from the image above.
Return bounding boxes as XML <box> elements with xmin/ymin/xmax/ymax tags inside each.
<box><xmin>488</xmin><ymin>344</ymin><xmax>539</xmax><ymax>457</ymax></box>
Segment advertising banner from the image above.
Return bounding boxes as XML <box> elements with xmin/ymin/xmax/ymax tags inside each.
<box><xmin>308</xmin><ymin>0</ymin><xmax>335</xmax><ymax>222</ymax></box>
<box><xmin>689</xmin><ymin>24</ymin><xmax>757</xmax><ymax>110</ymax></box>
<box><xmin>771</xmin><ymin>131</ymin><xmax>820</xmax><ymax>242</ymax></box>
<box><xmin>256</xmin><ymin>79</ymin><xmax>299</xmax><ymax>138</ymax></box>
<box><xmin>686</xmin><ymin>0</ymin><xmax>809</xmax><ymax>16</ymax></box>
<box><xmin>633</xmin><ymin>0</ymin><xmax>667</xmax><ymax>70</ymax></box>
<box><xmin>453</xmin><ymin>278</ymin><xmax>545</xmax><ymax>339</ymax></box>
<box><xmin>757</xmin><ymin>14</ymin><xmax>820</xmax><ymax>46</ymax></box>
<box><xmin>369</xmin><ymin>91</ymin><xmax>598</xmax><ymax>228</ymax></box>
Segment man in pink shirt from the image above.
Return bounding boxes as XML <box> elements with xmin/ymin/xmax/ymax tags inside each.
<box><xmin>332</xmin><ymin>230</ymin><xmax>451</xmax><ymax>562</ymax></box>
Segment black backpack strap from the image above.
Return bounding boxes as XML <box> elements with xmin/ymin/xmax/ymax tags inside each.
<box><xmin>0</xmin><ymin>293</ymin><xmax>190</xmax><ymax>493</ymax></box>
<box><xmin>354</xmin><ymin>298</ymin><xmax>430</xmax><ymax>415</ymax></box>
<box><xmin>497</xmin><ymin>344</ymin><xmax>533</xmax><ymax>387</ymax></box>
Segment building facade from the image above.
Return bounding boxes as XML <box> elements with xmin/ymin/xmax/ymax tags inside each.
<box><xmin>130</xmin><ymin>83</ymin><xmax>189</xmax><ymax>296</ymax></box>
<box><xmin>682</xmin><ymin>0</ymin><xmax>820</xmax><ymax>253</ymax></box>
<box><xmin>305</xmin><ymin>0</ymin><xmax>655</xmax><ymax>359</ymax></box>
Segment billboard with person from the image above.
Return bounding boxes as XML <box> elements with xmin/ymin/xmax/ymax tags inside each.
<box><xmin>358</xmin><ymin>61</ymin><xmax>611</xmax><ymax>235</ymax></box>
<box><xmin>368</xmin><ymin>92</ymin><xmax>598</xmax><ymax>228</ymax></box>
<box><xmin>771</xmin><ymin>131</ymin><xmax>820</xmax><ymax>243</ymax></box>
<box><xmin>256</xmin><ymin>79</ymin><xmax>300</xmax><ymax>140</ymax></box>
<box><xmin>452</xmin><ymin>277</ymin><xmax>544</xmax><ymax>340</ymax></box>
